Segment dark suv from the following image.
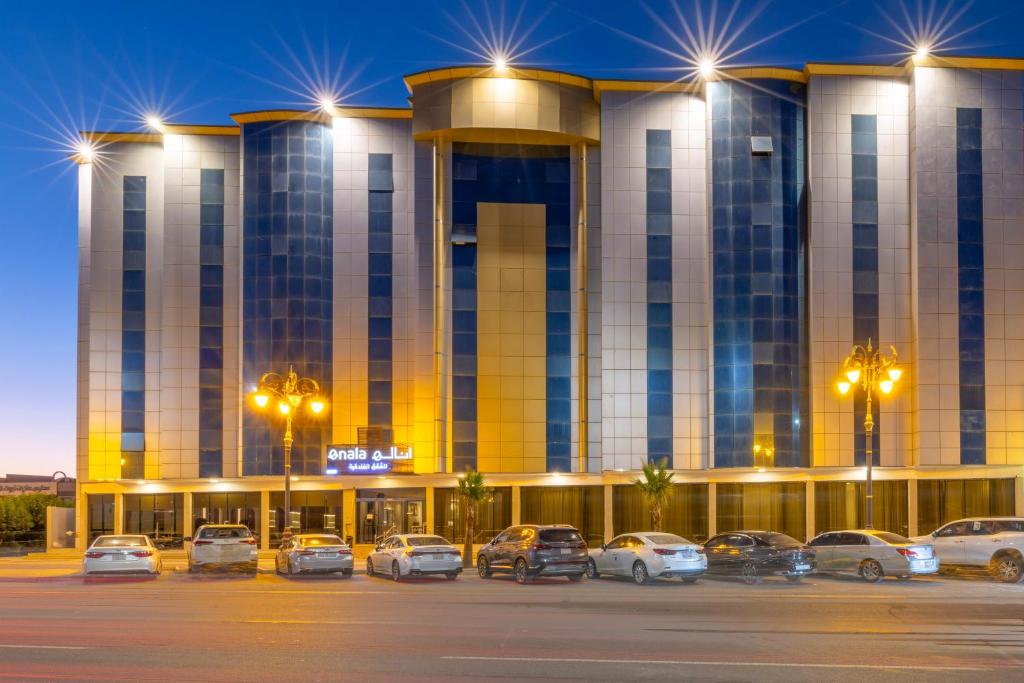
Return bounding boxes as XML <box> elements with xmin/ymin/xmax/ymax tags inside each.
<box><xmin>477</xmin><ymin>524</ymin><xmax>588</xmax><ymax>584</ymax></box>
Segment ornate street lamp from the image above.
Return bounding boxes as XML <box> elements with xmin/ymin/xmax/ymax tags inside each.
<box><xmin>251</xmin><ymin>366</ymin><xmax>326</xmax><ymax>541</ymax></box>
<box><xmin>835</xmin><ymin>339</ymin><xmax>903</xmax><ymax>529</ymax></box>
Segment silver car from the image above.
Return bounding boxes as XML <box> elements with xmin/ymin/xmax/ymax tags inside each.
<box><xmin>83</xmin><ymin>535</ymin><xmax>161</xmax><ymax>576</ymax></box>
<box><xmin>186</xmin><ymin>524</ymin><xmax>259</xmax><ymax>575</ymax></box>
<box><xmin>587</xmin><ymin>532</ymin><xmax>707</xmax><ymax>584</ymax></box>
<box><xmin>276</xmin><ymin>534</ymin><xmax>353</xmax><ymax>577</ymax></box>
<box><xmin>809</xmin><ymin>529</ymin><xmax>939</xmax><ymax>581</ymax></box>
<box><xmin>366</xmin><ymin>534</ymin><xmax>462</xmax><ymax>581</ymax></box>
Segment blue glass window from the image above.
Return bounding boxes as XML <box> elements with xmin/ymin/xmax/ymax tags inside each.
<box><xmin>121</xmin><ymin>176</ymin><xmax>146</xmax><ymax>478</ymax></box>
<box><xmin>199</xmin><ymin>169</ymin><xmax>225</xmax><ymax>478</ymax></box>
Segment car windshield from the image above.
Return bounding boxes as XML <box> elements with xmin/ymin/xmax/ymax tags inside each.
<box><xmin>299</xmin><ymin>535</ymin><xmax>344</xmax><ymax>547</ymax></box>
<box><xmin>753</xmin><ymin>533</ymin><xmax>802</xmax><ymax>547</ymax></box>
<box><xmin>644</xmin><ymin>534</ymin><xmax>689</xmax><ymax>545</ymax></box>
<box><xmin>199</xmin><ymin>527</ymin><xmax>252</xmax><ymax>539</ymax></box>
<box><xmin>539</xmin><ymin>529</ymin><xmax>582</xmax><ymax>543</ymax></box>
<box><xmin>94</xmin><ymin>536</ymin><xmax>148</xmax><ymax>547</ymax></box>
<box><xmin>407</xmin><ymin>536</ymin><xmax>450</xmax><ymax>547</ymax></box>
<box><xmin>870</xmin><ymin>531</ymin><xmax>909</xmax><ymax>544</ymax></box>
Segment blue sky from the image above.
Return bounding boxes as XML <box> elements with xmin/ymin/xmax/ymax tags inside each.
<box><xmin>0</xmin><ymin>0</ymin><xmax>1020</xmax><ymax>476</ymax></box>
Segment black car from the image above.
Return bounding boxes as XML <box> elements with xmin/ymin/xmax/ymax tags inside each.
<box><xmin>477</xmin><ymin>524</ymin><xmax>588</xmax><ymax>584</ymax></box>
<box><xmin>704</xmin><ymin>531</ymin><xmax>816</xmax><ymax>584</ymax></box>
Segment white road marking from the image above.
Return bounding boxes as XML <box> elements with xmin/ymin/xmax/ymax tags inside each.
<box><xmin>0</xmin><ymin>644</ymin><xmax>91</xmax><ymax>650</ymax></box>
<box><xmin>440</xmin><ymin>656</ymin><xmax>991</xmax><ymax>671</ymax></box>
<box><xmin>242</xmin><ymin>619</ymin><xmax>388</xmax><ymax>625</ymax></box>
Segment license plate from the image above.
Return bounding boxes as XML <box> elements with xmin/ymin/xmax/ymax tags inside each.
<box><xmin>560</xmin><ymin>548</ymin><xmax>571</xmax><ymax>555</ymax></box>
<box><xmin>431</xmin><ymin>554</ymin><xmax>442</xmax><ymax>559</ymax></box>
<box><xmin>318</xmin><ymin>552</ymin><xmax>337</xmax><ymax>558</ymax></box>
<box><xmin>794</xmin><ymin>564</ymin><xmax>810</xmax><ymax>571</ymax></box>
<box><xmin>914</xmin><ymin>559</ymin><xmax>936</xmax><ymax>569</ymax></box>
<box><xmin>113</xmin><ymin>554</ymin><xmax>127</xmax><ymax>561</ymax></box>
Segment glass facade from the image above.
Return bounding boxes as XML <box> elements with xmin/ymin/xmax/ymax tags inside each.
<box><xmin>646</xmin><ymin>130</ymin><xmax>673</xmax><ymax>466</ymax></box>
<box><xmin>433</xmin><ymin>486</ymin><xmax>513</xmax><ymax>544</ymax></box>
<box><xmin>450</xmin><ymin>143</ymin><xmax>572</xmax><ymax>472</ymax></box>
<box><xmin>814</xmin><ymin>480</ymin><xmax>907</xmax><ymax>536</ymax></box>
<box><xmin>917</xmin><ymin>478</ymin><xmax>1014</xmax><ymax>534</ymax></box>
<box><xmin>123</xmin><ymin>493</ymin><xmax>184</xmax><ymax>546</ymax></box>
<box><xmin>851</xmin><ymin>115</ymin><xmax>880</xmax><ymax>465</ymax></box>
<box><xmin>367</xmin><ymin>153</ymin><xmax>394</xmax><ymax>430</ymax></box>
<box><xmin>191</xmin><ymin>492</ymin><xmax>260</xmax><ymax>540</ymax></box>
<box><xmin>270</xmin><ymin>490</ymin><xmax>342</xmax><ymax>545</ymax></box>
<box><xmin>519</xmin><ymin>486</ymin><xmax>604</xmax><ymax>546</ymax></box>
<box><xmin>87</xmin><ymin>494</ymin><xmax>115</xmax><ymax>543</ymax></box>
<box><xmin>241</xmin><ymin>120</ymin><xmax>333</xmax><ymax>475</ymax></box>
<box><xmin>356</xmin><ymin>488</ymin><xmax>426</xmax><ymax>544</ymax></box>
<box><xmin>121</xmin><ymin>176</ymin><xmax>147</xmax><ymax>479</ymax></box>
<box><xmin>956</xmin><ymin>108</ymin><xmax>986</xmax><ymax>465</ymax></box>
<box><xmin>717</xmin><ymin>481</ymin><xmax>806</xmax><ymax>541</ymax></box>
<box><xmin>710</xmin><ymin>80</ymin><xmax>808</xmax><ymax>468</ymax></box>
<box><xmin>199</xmin><ymin>169</ymin><xmax>225</xmax><ymax>478</ymax></box>
<box><xmin>612</xmin><ymin>483</ymin><xmax>709</xmax><ymax>543</ymax></box>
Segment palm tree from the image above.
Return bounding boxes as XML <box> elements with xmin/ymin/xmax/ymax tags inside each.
<box><xmin>455</xmin><ymin>469</ymin><xmax>493</xmax><ymax>568</ymax></box>
<box><xmin>633</xmin><ymin>459</ymin><xmax>675</xmax><ymax>532</ymax></box>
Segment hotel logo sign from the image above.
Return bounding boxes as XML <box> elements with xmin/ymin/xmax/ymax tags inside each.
<box><xmin>325</xmin><ymin>445</ymin><xmax>413</xmax><ymax>474</ymax></box>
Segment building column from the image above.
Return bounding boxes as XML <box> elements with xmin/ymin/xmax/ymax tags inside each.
<box><xmin>707</xmin><ymin>483</ymin><xmax>717</xmax><ymax>539</ymax></box>
<box><xmin>182</xmin><ymin>492</ymin><xmax>193</xmax><ymax>539</ymax></box>
<box><xmin>511</xmin><ymin>485</ymin><xmax>521</xmax><ymax>526</ymax></box>
<box><xmin>75</xmin><ymin>486</ymin><xmax>88</xmax><ymax>552</ymax></box>
<box><xmin>1015</xmin><ymin>475</ymin><xmax>1024</xmax><ymax>517</ymax></box>
<box><xmin>342</xmin><ymin>488</ymin><xmax>356</xmax><ymax>546</ymax></box>
<box><xmin>113</xmin><ymin>492</ymin><xmax>124</xmax><ymax>535</ymax></box>
<box><xmin>602</xmin><ymin>484</ymin><xmax>613</xmax><ymax>542</ymax></box>
<box><xmin>432</xmin><ymin>137</ymin><xmax>449</xmax><ymax>473</ymax></box>
<box><xmin>805</xmin><ymin>480</ymin><xmax>815</xmax><ymax>542</ymax></box>
<box><xmin>425</xmin><ymin>486</ymin><xmax>435</xmax><ymax>535</ymax></box>
<box><xmin>907</xmin><ymin>479</ymin><xmax>919</xmax><ymax>538</ymax></box>
<box><xmin>576</xmin><ymin>143</ymin><xmax>589</xmax><ymax>474</ymax></box>
<box><xmin>260</xmin><ymin>490</ymin><xmax>270</xmax><ymax>550</ymax></box>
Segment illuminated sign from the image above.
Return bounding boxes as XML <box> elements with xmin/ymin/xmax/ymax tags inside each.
<box><xmin>325</xmin><ymin>445</ymin><xmax>413</xmax><ymax>475</ymax></box>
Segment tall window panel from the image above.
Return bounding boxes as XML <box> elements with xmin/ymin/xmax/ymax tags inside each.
<box><xmin>121</xmin><ymin>176</ymin><xmax>146</xmax><ymax>480</ymax></box>
<box><xmin>199</xmin><ymin>169</ymin><xmax>225</xmax><ymax>478</ymax></box>
<box><xmin>851</xmin><ymin>115</ymin><xmax>880</xmax><ymax>465</ymax></box>
<box><xmin>646</xmin><ymin>130</ymin><xmax>673</xmax><ymax>467</ymax></box>
<box><xmin>367</xmin><ymin>154</ymin><xmax>394</xmax><ymax>432</ymax></box>
<box><xmin>956</xmin><ymin>108</ymin><xmax>985</xmax><ymax>465</ymax></box>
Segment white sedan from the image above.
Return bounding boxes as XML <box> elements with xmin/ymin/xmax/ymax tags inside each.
<box><xmin>83</xmin><ymin>535</ymin><xmax>162</xmax><ymax>576</ymax></box>
<box><xmin>587</xmin><ymin>532</ymin><xmax>706</xmax><ymax>584</ymax></box>
<box><xmin>366</xmin><ymin>534</ymin><xmax>462</xmax><ymax>581</ymax></box>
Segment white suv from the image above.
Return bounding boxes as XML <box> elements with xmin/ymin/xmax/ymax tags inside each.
<box><xmin>914</xmin><ymin>518</ymin><xmax>1024</xmax><ymax>583</ymax></box>
<box><xmin>186</xmin><ymin>524</ymin><xmax>259</xmax><ymax>575</ymax></box>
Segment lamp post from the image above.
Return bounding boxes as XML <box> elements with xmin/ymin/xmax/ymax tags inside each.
<box><xmin>834</xmin><ymin>339</ymin><xmax>903</xmax><ymax>529</ymax></box>
<box><xmin>251</xmin><ymin>366</ymin><xmax>326</xmax><ymax>541</ymax></box>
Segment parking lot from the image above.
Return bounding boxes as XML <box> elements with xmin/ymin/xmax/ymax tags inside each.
<box><xmin>1</xmin><ymin>560</ymin><xmax>1023</xmax><ymax>682</ymax></box>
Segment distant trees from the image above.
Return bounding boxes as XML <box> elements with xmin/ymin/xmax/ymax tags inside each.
<box><xmin>0</xmin><ymin>494</ymin><xmax>72</xmax><ymax>543</ymax></box>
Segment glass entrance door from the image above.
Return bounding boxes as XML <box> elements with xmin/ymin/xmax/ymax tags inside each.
<box><xmin>356</xmin><ymin>488</ymin><xmax>426</xmax><ymax>544</ymax></box>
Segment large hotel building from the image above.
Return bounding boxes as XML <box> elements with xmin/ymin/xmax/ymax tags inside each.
<box><xmin>74</xmin><ymin>56</ymin><xmax>1024</xmax><ymax>550</ymax></box>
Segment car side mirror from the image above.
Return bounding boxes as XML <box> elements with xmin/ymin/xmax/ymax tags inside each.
<box><xmin>601</xmin><ymin>544</ymin><xmax>607</xmax><ymax>551</ymax></box>
<box><xmin>374</xmin><ymin>545</ymin><xmax>382</xmax><ymax>552</ymax></box>
<box><xmin>279</xmin><ymin>543</ymin><xmax>288</xmax><ymax>550</ymax></box>
<box><xmin>183</xmin><ymin>536</ymin><xmax>192</xmax><ymax>543</ymax></box>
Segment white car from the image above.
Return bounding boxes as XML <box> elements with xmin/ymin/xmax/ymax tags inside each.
<box><xmin>809</xmin><ymin>529</ymin><xmax>938</xmax><ymax>581</ymax></box>
<box><xmin>913</xmin><ymin>517</ymin><xmax>1024</xmax><ymax>583</ymax></box>
<box><xmin>83</xmin><ymin>535</ymin><xmax>161</xmax><ymax>576</ymax></box>
<box><xmin>366</xmin><ymin>534</ymin><xmax>462</xmax><ymax>581</ymax></box>
<box><xmin>186</xmin><ymin>524</ymin><xmax>259</xmax><ymax>575</ymax></box>
<box><xmin>587</xmin><ymin>532</ymin><xmax>707</xmax><ymax>585</ymax></box>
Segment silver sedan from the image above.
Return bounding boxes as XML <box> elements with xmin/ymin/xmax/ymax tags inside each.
<box><xmin>83</xmin><ymin>535</ymin><xmax>162</xmax><ymax>576</ymax></box>
<box><xmin>276</xmin><ymin>534</ymin><xmax>354</xmax><ymax>577</ymax></box>
<box><xmin>808</xmin><ymin>529</ymin><xmax>939</xmax><ymax>581</ymax></box>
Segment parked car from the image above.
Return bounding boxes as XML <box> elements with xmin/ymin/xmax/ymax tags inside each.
<box><xmin>366</xmin><ymin>534</ymin><xmax>462</xmax><ymax>581</ymax></box>
<box><xmin>276</xmin><ymin>533</ymin><xmax>353</xmax><ymax>577</ymax></box>
<box><xmin>809</xmin><ymin>529</ymin><xmax>938</xmax><ymax>581</ymax></box>
<box><xmin>83</xmin><ymin>535</ymin><xmax>161</xmax><ymax>576</ymax></box>
<box><xmin>704</xmin><ymin>531</ymin><xmax>815</xmax><ymax>584</ymax></box>
<box><xmin>186</xmin><ymin>524</ymin><xmax>258</xmax><ymax>575</ymax></box>
<box><xmin>477</xmin><ymin>524</ymin><xmax>588</xmax><ymax>584</ymax></box>
<box><xmin>586</xmin><ymin>532</ymin><xmax>706</xmax><ymax>585</ymax></box>
<box><xmin>912</xmin><ymin>517</ymin><xmax>1024</xmax><ymax>583</ymax></box>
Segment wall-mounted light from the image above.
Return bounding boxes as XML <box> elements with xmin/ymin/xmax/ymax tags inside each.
<box><xmin>699</xmin><ymin>58</ymin><xmax>716</xmax><ymax>79</ymax></box>
<box><xmin>145</xmin><ymin>114</ymin><xmax>166</xmax><ymax>133</ymax></box>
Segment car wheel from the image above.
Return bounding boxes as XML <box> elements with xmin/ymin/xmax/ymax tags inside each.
<box><xmin>514</xmin><ymin>558</ymin><xmax>530</xmax><ymax>585</ymax></box>
<box><xmin>188</xmin><ymin>563</ymin><xmax>198</xmax><ymax>574</ymax></box>
<box><xmin>366</xmin><ymin>558</ymin><xmax>374</xmax><ymax>577</ymax></box>
<box><xmin>860</xmin><ymin>559</ymin><xmax>884</xmax><ymax>583</ymax></box>
<box><xmin>249</xmin><ymin>561</ymin><xmax>259</xmax><ymax>576</ymax></box>
<box><xmin>991</xmin><ymin>553</ymin><xmax>1024</xmax><ymax>583</ymax></box>
<box><xmin>785</xmin><ymin>575</ymin><xmax>803</xmax><ymax>583</ymax></box>
<box><xmin>341</xmin><ymin>568</ymin><xmax>353</xmax><ymax>578</ymax></box>
<box><xmin>632</xmin><ymin>560</ymin><xmax>651</xmax><ymax>585</ymax></box>
<box><xmin>445</xmin><ymin>572</ymin><xmax>458</xmax><ymax>581</ymax></box>
<box><xmin>585</xmin><ymin>559</ymin><xmax>600</xmax><ymax>579</ymax></box>
<box><xmin>391</xmin><ymin>561</ymin><xmax>401</xmax><ymax>582</ymax></box>
<box><xmin>681</xmin><ymin>577</ymin><xmax>698</xmax><ymax>584</ymax></box>
<box><xmin>477</xmin><ymin>556</ymin><xmax>492</xmax><ymax>578</ymax></box>
<box><xmin>288</xmin><ymin>559</ymin><xmax>297</xmax><ymax>576</ymax></box>
<box><xmin>567</xmin><ymin>573</ymin><xmax>584</xmax><ymax>582</ymax></box>
<box><xmin>741</xmin><ymin>561</ymin><xmax>759</xmax><ymax>585</ymax></box>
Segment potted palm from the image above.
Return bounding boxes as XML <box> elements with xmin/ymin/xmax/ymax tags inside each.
<box><xmin>634</xmin><ymin>459</ymin><xmax>674</xmax><ymax>532</ymax></box>
<box><xmin>455</xmin><ymin>469</ymin><xmax>493</xmax><ymax>568</ymax></box>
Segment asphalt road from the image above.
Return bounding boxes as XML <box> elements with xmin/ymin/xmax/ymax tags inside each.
<box><xmin>1</xmin><ymin>569</ymin><xmax>1023</xmax><ymax>682</ymax></box>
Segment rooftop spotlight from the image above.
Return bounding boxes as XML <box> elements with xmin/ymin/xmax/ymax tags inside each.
<box><xmin>75</xmin><ymin>140</ymin><xmax>96</xmax><ymax>164</ymax></box>
<box><xmin>914</xmin><ymin>45</ymin><xmax>931</xmax><ymax>64</ymax></box>
<box><xmin>493</xmin><ymin>54</ymin><xmax>509</xmax><ymax>72</ymax></box>
<box><xmin>699</xmin><ymin>58</ymin><xmax>715</xmax><ymax>79</ymax></box>
<box><xmin>317</xmin><ymin>94</ymin><xmax>337</xmax><ymax>115</ymax></box>
<box><xmin>145</xmin><ymin>114</ymin><xmax>166</xmax><ymax>133</ymax></box>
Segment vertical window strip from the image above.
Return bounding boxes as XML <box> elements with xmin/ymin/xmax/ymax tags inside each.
<box><xmin>121</xmin><ymin>176</ymin><xmax>146</xmax><ymax>479</ymax></box>
<box><xmin>198</xmin><ymin>169</ymin><xmax>225</xmax><ymax>478</ymax></box>
<box><xmin>646</xmin><ymin>129</ymin><xmax>673</xmax><ymax>467</ymax></box>
<box><xmin>546</xmin><ymin>178</ymin><xmax>572</xmax><ymax>474</ymax></box>
<box><xmin>956</xmin><ymin>108</ymin><xmax>986</xmax><ymax>465</ymax></box>
<box><xmin>451</xmin><ymin>150</ymin><xmax>478</xmax><ymax>472</ymax></box>
<box><xmin>367</xmin><ymin>153</ymin><xmax>394</xmax><ymax>432</ymax></box>
<box><xmin>851</xmin><ymin>115</ymin><xmax>880</xmax><ymax>465</ymax></box>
